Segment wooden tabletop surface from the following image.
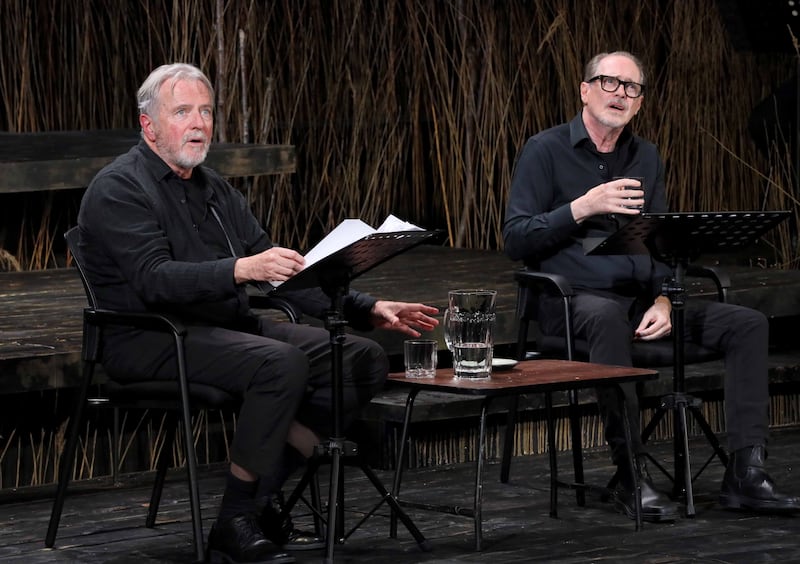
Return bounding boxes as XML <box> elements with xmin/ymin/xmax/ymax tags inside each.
<box><xmin>387</xmin><ymin>358</ymin><xmax>658</xmax><ymax>395</ymax></box>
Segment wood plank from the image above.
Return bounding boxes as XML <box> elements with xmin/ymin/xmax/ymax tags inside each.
<box><xmin>4</xmin><ymin>248</ymin><xmax>800</xmax><ymax>395</ymax></box>
<box><xmin>3</xmin><ymin>428</ymin><xmax>800</xmax><ymax>562</ymax></box>
<box><xmin>0</xmin><ymin>130</ymin><xmax>296</xmax><ymax>192</ymax></box>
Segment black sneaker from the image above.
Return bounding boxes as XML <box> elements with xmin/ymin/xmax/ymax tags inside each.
<box><xmin>207</xmin><ymin>513</ymin><xmax>295</xmax><ymax>563</ymax></box>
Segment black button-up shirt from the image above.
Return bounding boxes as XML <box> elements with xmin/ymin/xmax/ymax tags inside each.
<box><xmin>503</xmin><ymin>112</ymin><xmax>671</xmax><ymax>296</ymax></box>
<box><xmin>78</xmin><ymin>140</ymin><xmax>376</xmax><ymax>334</ymax></box>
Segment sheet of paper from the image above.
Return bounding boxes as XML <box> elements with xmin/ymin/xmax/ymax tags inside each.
<box><xmin>272</xmin><ymin>215</ymin><xmax>424</xmax><ymax>287</ymax></box>
<box><xmin>376</xmin><ymin>214</ymin><xmax>423</xmax><ymax>233</ymax></box>
<box><xmin>303</xmin><ymin>218</ymin><xmax>376</xmax><ymax>268</ymax></box>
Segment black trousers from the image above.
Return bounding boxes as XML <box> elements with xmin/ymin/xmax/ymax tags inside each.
<box><xmin>103</xmin><ymin>318</ymin><xmax>388</xmax><ymax>480</ymax></box>
<box><xmin>539</xmin><ymin>290</ymin><xmax>769</xmax><ymax>463</ymax></box>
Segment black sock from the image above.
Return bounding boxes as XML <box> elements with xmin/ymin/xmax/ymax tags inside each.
<box><xmin>217</xmin><ymin>471</ymin><xmax>258</xmax><ymax>524</ymax></box>
<box><xmin>256</xmin><ymin>445</ymin><xmax>307</xmax><ymax>503</ymax></box>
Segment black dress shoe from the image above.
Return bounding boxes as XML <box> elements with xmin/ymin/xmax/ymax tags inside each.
<box><xmin>719</xmin><ymin>445</ymin><xmax>800</xmax><ymax>513</ymax></box>
<box><xmin>612</xmin><ymin>457</ymin><xmax>679</xmax><ymax>523</ymax></box>
<box><xmin>260</xmin><ymin>492</ymin><xmax>325</xmax><ymax>551</ymax></box>
<box><xmin>207</xmin><ymin>513</ymin><xmax>295</xmax><ymax>564</ymax></box>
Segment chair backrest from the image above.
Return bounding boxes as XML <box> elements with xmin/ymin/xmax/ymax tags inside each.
<box><xmin>65</xmin><ymin>226</ymin><xmax>105</xmax><ymax>364</ymax></box>
<box><xmin>64</xmin><ymin>226</ymin><xmax>99</xmax><ymax>310</ymax></box>
<box><xmin>514</xmin><ymin>267</ymin><xmax>723</xmax><ymax>367</ymax></box>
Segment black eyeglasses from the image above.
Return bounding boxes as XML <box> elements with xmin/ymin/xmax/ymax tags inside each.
<box><xmin>587</xmin><ymin>75</ymin><xmax>645</xmax><ymax>98</ymax></box>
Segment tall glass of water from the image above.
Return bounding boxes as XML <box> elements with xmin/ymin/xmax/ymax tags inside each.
<box><xmin>443</xmin><ymin>289</ymin><xmax>496</xmax><ymax>378</ymax></box>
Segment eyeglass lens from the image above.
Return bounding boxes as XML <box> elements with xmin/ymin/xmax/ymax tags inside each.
<box><xmin>600</xmin><ymin>76</ymin><xmax>642</xmax><ymax>98</ymax></box>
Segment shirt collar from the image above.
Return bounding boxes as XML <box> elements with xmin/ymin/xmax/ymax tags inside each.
<box><xmin>568</xmin><ymin>111</ymin><xmax>633</xmax><ymax>152</ymax></box>
<box><xmin>137</xmin><ymin>139</ymin><xmax>214</xmax><ymax>201</ymax></box>
<box><xmin>135</xmin><ymin>139</ymin><xmax>174</xmax><ymax>181</ymax></box>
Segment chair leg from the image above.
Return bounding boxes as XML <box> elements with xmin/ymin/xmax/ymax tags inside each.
<box><xmin>112</xmin><ymin>407</ymin><xmax>121</xmax><ymax>483</ymax></box>
<box><xmin>180</xmin><ymin>409</ymin><xmax>204</xmax><ymax>562</ymax></box>
<box><xmin>173</xmin><ymin>337</ymin><xmax>205</xmax><ymax>562</ymax></box>
<box><xmin>503</xmin><ymin>308</ymin><xmax>530</xmax><ymax>485</ymax></box>
<box><xmin>146</xmin><ymin>412</ymin><xmax>178</xmax><ymax>528</ymax></box>
<box><xmin>45</xmin><ymin>361</ymin><xmax>93</xmax><ymax>548</ymax></box>
<box><xmin>500</xmin><ymin>396</ymin><xmax>519</xmax><ymax>483</ymax></box>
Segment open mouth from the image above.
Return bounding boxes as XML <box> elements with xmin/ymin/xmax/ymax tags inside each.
<box><xmin>609</xmin><ymin>101</ymin><xmax>626</xmax><ymax>112</ymax></box>
<box><xmin>185</xmin><ymin>137</ymin><xmax>207</xmax><ymax>148</ymax></box>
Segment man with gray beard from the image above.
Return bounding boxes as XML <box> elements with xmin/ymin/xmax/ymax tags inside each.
<box><xmin>76</xmin><ymin>63</ymin><xmax>439</xmax><ymax>564</ymax></box>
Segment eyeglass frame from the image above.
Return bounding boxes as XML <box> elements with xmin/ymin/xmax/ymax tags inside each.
<box><xmin>586</xmin><ymin>75</ymin><xmax>645</xmax><ymax>98</ymax></box>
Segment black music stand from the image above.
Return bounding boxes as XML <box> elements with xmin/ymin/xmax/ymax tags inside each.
<box><xmin>589</xmin><ymin>211</ymin><xmax>790</xmax><ymax>516</ymax></box>
<box><xmin>275</xmin><ymin>229</ymin><xmax>442</xmax><ymax>563</ymax></box>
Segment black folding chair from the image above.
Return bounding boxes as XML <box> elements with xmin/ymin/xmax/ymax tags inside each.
<box><xmin>45</xmin><ymin>226</ymin><xmax>301</xmax><ymax>562</ymax></box>
<box><xmin>502</xmin><ymin>266</ymin><xmax>730</xmax><ymax>513</ymax></box>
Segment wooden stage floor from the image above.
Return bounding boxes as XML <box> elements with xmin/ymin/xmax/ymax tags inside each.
<box><xmin>4</xmin><ymin>429</ymin><xmax>800</xmax><ymax>563</ymax></box>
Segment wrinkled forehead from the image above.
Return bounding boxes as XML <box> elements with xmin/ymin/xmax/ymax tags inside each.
<box><xmin>159</xmin><ymin>78</ymin><xmax>212</xmax><ymax>102</ymax></box>
<box><xmin>596</xmin><ymin>55</ymin><xmax>642</xmax><ymax>83</ymax></box>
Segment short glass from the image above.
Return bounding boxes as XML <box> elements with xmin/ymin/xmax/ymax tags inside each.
<box><xmin>613</xmin><ymin>176</ymin><xmax>644</xmax><ymax>210</ymax></box>
<box><xmin>404</xmin><ymin>339</ymin><xmax>438</xmax><ymax>378</ymax></box>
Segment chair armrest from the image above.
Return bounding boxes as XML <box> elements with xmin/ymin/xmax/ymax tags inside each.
<box><xmin>514</xmin><ymin>268</ymin><xmax>575</xmax><ymax>298</ymax></box>
<box><xmin>85</xmin><ymin>308</ymin><xmax>187</xmax><ymax>336</ymax></box>
<box><xmin>248</xmin><ymin>294</ymin><xmax>302</xmax><ymax>323</ymax></box>
<box><xmin>686</xmin><ymin>264</ymin><xmax>730</xmax><ymax>303</ymax></box>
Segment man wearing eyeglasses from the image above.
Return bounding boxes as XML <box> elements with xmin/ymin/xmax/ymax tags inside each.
<box><xmin>503</xmin><ymin>51</ymin><xmax>800</xmax><ymax>523</ymax></box>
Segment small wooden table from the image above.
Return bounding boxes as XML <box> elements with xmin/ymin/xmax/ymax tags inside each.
<box><xmin>386</xmin><ymin>359</ymin><xmax>659</xmax><ymax>550</ymax></box>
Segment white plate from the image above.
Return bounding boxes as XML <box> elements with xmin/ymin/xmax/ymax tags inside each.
<box><xmin>492</xmin><ymin>358</ymin><xmax>518</xmax><ymax>371</ymax></box>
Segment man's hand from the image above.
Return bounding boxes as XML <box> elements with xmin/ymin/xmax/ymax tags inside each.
<box><xmin>570</xmin><ymin>178</ymin><xmax>644</xmax><ymax>223</ymax></box>
<box><xmin>370</xmin><ymin>300</ymin><xmax>439</xmax><ymax>337</ymax></box>
<box><xmin>634</xmin><ymin>296</ymin><xmax>672</xmax><ymax>341</ymax></box>
<box><xmin>234</xmin><ymin>247</ymin><xmax>305</xmax><ymax>284</ymax></box>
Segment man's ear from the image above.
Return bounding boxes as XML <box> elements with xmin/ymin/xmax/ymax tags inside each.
<box><xmin>579</xmin><ymin>82</ymin><xmax>589</xmax><ymax>105</ymax></box>
<box><xmin>139</xmin><ymin>114</ymin><xmax>156</xmax><ymax>140</ymax></box>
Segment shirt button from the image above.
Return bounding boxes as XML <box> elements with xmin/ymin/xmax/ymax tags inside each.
<box><xmin>599</xmin><ymin>164</ymin><xmax>605</xmax><ymax>170</ymax></box>
<box><xmin>181</xmin><ymin>199</ymin><xmax>186</xmax><ymax>203</ymax></box>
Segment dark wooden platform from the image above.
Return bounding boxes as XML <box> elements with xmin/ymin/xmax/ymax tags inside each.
<box><xmin>6</xmin><ymin>246</ymin><xmax>800</xmax><ymax>485</ymax></box>
<box><xmin>0</xmin><ymin>130</ymin><xmax>296</xmax><ymax>193</ymax></box>
<box><xmin>0</xmin><ymin>245</ymin><xmax>521</xmax><ymax>393</ymax></box>
<box><xmin>4</xmin><ymin>245</ymin><xmax>800</xmax><ymax>398</ymax></box>
<box><xmin>4</xmin><ymin>428</ymin><xmax>800</xmax><ymax>563</ymax></box>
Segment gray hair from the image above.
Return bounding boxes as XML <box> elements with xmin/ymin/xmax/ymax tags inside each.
<box><xmin>583</xmin><ymin>51</ymin><xmax>646</xmax><ymax>86</ymax></box>
<box><xmin>137</xmin><ymin>63</ymin><xmax>214</xmax><ymax>117</ymax></box>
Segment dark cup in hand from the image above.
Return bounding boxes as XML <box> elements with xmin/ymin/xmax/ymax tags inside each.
<box><xmin>612</xmin><ymin>176</ymin><xmax>644</xmax><ymax>210</ymax></box>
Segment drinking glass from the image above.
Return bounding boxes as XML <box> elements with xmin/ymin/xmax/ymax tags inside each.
<box><xmin>443</xmin><ymin>289</ymin><xmax>496</xmax><ymax>379</ymax></box>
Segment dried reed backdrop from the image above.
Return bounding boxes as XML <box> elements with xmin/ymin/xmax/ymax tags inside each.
<box><xmin>3</xmin><ymin>0</ymin><xmax>800</xmax><ymax>487</ymax></box>
<box><xmin>1</xmin><ymin>0</ymin><xmax>797</xmax><ymax>265</ymax></box>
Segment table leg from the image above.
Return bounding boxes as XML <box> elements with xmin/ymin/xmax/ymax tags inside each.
<box><xmin>473</xmin><ymin>397</ymin><xmax>492</xmax><ymax>551</ymax></box>
<box><xmin>545</xmin><ymin>391</ymin><xmax>558</xmax><ymax>518</ymax></box>
<box><xmin>390</xmin><ymin>388</ymin><xmax>419</xmax><ymax>538</ymax></box>
<box><xmin>620</xmin><ymin>393</ymin><xmax>643</xmax><ymax>531</ymax></box>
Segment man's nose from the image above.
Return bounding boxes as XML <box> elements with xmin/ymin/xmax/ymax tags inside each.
<box><xmin>190</xmin><ymin>109</ymin><xmax>208</xmax><ymax>127</ymax></box>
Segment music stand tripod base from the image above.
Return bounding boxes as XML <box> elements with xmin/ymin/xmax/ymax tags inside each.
<box><xmin>589</xmin><ymin>211</ymin><xmax>790</xmax><ymax>516</ymax></box>
<box><xmin>276</xmin><ymin>230</ymin><xmax>442</xmax><ymax>561</ymax></box>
